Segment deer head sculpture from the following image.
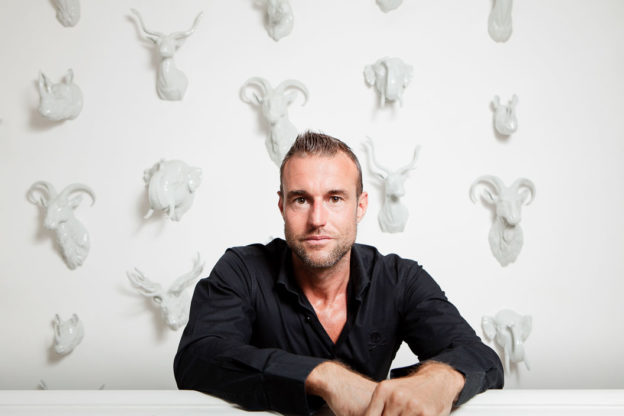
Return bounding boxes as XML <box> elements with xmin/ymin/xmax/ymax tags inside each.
<box><xmin>488</xmin><ymin>0</ymin><xmax>513</xmax><ymax>42</ymax></box>
<box><xmin>470</xmin><ymin>175</ymin><xmax>535</xmax><ymax>266</ymax></box>
<box><xmin>37</xmin><ymin>69</ymin><xmax>83</xmax><ymax>121</ymax></box>
<box><xmin>53</xmin><ymin>313</ymin><xmax>84</xmax><ymax>355</ymax></box>
<box><xmin>364</xmin><ymin>57</ymin><xmax>413</xmax><ymax>107</ymax></box>
<box><xmin>240</xmin><ymin>77</ymin><xmax>309</xmax><ymax>166</ymax></box>
<box><xmin>131</xmin><ymin>9</ymin><xmax>203</xmax><ymax>101</ymax></box>
<box><xmin>27</xmin><ymin>181</ymin><xmax>95</xmax><ymax>269</ymax></box>
<box><xmin>53</xmin><ymin>0</ymin><xmax>80</xmax><ymax>27</ymax></box>
<box><xmin>492</xmin><ymin>95</ymin><xmax>518</xmax><ymax>136</ymax></box>
<box><xmin>127</xmin><ymin>253</ymin><xmax>204</xmax><ymax>330</ymax></box>
<box><xmin>363</xmin><ymin>137</ymin><xmax>420</xmax><ymax>233</ymax></box>
<box><xmin>482</xmin><ymin>309</ymin><xmax>531</xmax><ymax>371</ymax></box>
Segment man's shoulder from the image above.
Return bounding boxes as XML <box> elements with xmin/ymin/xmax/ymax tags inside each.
<box><xmin>225</xmin><ymin>238</ymin><xmax>288</xmax><ymax>260</ymax></box>
<box><xmin>353</xmin><ymin>242</ymin><xmax>421</xmax><ymax>270</ymax></box>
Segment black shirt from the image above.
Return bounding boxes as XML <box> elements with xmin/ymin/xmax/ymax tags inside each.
<box><xmin>174</xmin><ymin>239</ymin><xmax>503</xmax><ymax>415</ymax></box>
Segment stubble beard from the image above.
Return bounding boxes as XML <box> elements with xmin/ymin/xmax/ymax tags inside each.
<box><xmin>284</xmin><ymin>227</ymin><xmax>355</xmax><ymax>270</ymax></box>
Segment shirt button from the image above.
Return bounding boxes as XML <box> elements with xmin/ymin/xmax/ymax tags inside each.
<box><xmin>305</xmin><ymin>316</ymin><xmax>311</xmax><ymax>322</ymax></box>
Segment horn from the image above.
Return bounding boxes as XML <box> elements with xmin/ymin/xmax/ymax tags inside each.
<box><xmin>240</xmin><ymin>77</ymin><xmax>271</xmax><ymax>104</ymax></box>
<box><xmin>130</xmin><ymin>9</ymin><xmax>163</xmax><ymax>40</ymax></box>
<box><xmin>469</xmin><ymin>175</ymin><xmax>504</xmax><ymax>203</ymax></box>
<box><xmin>173</xmin><ymin>11</ymin><xmax>203</xmax><ymax>39</ymax></box>
<box><xmin>511</xmin><ymin>178</ymin><xmax>536</xmax><ymax>205</ymax></box>
<box><xmin>275</xmin><ymin>79</ymin><xmax>309</xmax><ymax>105</ymax></box>
<box><xmin>58</xmin><ymin>183</ymin><xmax>96</xmax><ymax>206</ymax></box>
<box><xmin>362</xmin><ymin>137</ymin><xmax>390</xmax><ymax>179</ymax></box>
<box><xmin>27</xmin><ymin>181</ymin><xmax>58</xmax><ymax>207</ymax></box>
<box><xmin>397</xmin><ymin>145</ymin><xmax>421</xmax><ymax>175</ymax></box>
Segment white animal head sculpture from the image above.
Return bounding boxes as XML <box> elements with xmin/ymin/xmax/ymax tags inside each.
<box><xmin>364</xmin><ymin>57</ymin><xmax>413</xmax><ymax>107</ymax></box>
<box><xmin>492</xmin><ymin>95</ymin><xmax>518</xmax><ymax>136</ymax></box>
<box><xmin>127</xmin><ymin>253</ymin><xmax>204</xmax><ymax>330</ymax></box>
<box><xmin>482</xmin><ymin>309</ymin><xmax>531</xmax><ymax>371</ymax></box>
<box><xmin>363</xmin><ymin>137</ymin><xmax>420</xmax><ymax>233</ymax></box>
<box><xmin>377</xmin><ymin>0</ymin><xmax>403</xmax><ymax>13</ymax></box>
<box><xmin>488</xmin><ymin>0</ymin><xmax>513</xmax><ymax>42</ymax></box>
<box><xmin>53</xmin><ymin>313</ymin><xmax>84</xmax><ymax>355</ymax></box>
<box><xmin>240</xmin><ymin>77</ymin><xmax>309</xmax><ymax>166</ymax></box>
<box><xmin>37</xmin><ymin>69</ymin><xmax>83</xmax><ymax>121</ymax></box>
<box><xmin>53</xmin><ymin>0</ymin><xmax>80</xmax><ymax>27</ymax></box>
<box><xmin>470</xmin><ymin>175</ymin><xmax>535</xmax><ymax>266</ymax></box>
<box><xmin>143</xmin><ymin>159</ymin><xmax>202</xmax><ymax>221</ymax></box>
<box><xmin>27</xmin><ymin>181</ymin><xmax>95</xmax><ymax>269</ymax></box>
<box><xmin>131</xmin><ymin>9</ymin><xmax>203</xmax><ymax>101</ymax></box>
<box><xmin>260</xmin><ymin>0</ymin><xmax>294</xmax><ymax>41</ymax></box>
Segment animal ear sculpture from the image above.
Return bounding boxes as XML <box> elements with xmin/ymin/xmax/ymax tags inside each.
<box><xmin>240</xmin><ymin>77</ymin><xmax>309</xmax><ymax>166</ymax></box>
<box><xmin>27</xmin><ymin>181</ymin><xmax>95</xmax><ymax>269</ymax></box>
<box><xmin>482</xmin><ymin>309</ymin><xmax>531</xmax><ymax>371</ymax></box>
<box><xmin>470</xmin><ymin>175</ymin><xmax>535</xmax><ymax>266</ymax></box>
<box><xmin>127</xmin><ymin>253</ymin><xmax>204</xmax><ymax>330</ymax></box>
<box><xmin>53</xmin><ymin>0</ymin><xmax>80</xmax><ymax>27</ymax></box>
<box><xmin>130</xmin><ymin>9</ymin><xmax>203</xmax><ymax>101</ymax></box>
<box><xmin>143</xmin><ymin>159</ymin><xmax>202</xmax><ymax>221</ymax></box>
<box><xmin>376</xmin><ymin>0</ymin><xmax>403</xmax><ymax>13</ymax></box>
<box><xmin>492</xmin><ymin>94</ymin><xmax>518</xmax><ymax>136</ymax></box>
<box><xmin>259</xmin><ymin>0</ymin><xmax>294</xmax><ymax>41</ymax></box>
<box><xmin>52</xmin><ymin>313</ymin><xmax>84</xmax><ymax>355</ymax></box>
<box><xmin>364</xmin><ymin>57</ymin><xmax>413</xmax><ymax>107</ymax></box>
<box><xmin>488</xmin><ymin>0</ymin><xmax>513</xmax><ymax>42</ymax></box>
<box><xmin>362</xmin><ymin>137</ymin><xmax>420</xmax><ymax>233</ymax></box>
<box><xmin>37</xmin><ymin>69</ymin><xmax>83</xmax><ymax>121</ymax></box>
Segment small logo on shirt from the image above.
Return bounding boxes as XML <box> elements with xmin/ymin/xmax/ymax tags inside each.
<box><xmin>368</xmin><ymin>331</ymin><xmax>385</xmax><ymax>351</ymax></box>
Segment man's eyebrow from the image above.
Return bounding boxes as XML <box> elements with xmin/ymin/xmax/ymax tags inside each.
<box><xmin>286</xmin><ymin>190</ymin><xmax>308</xmax><ymax>198</ymax></box>
<box><xmin>327</xmin><ymin>189</ymin><xmax>348</xmax><ymax>196</ymax></box>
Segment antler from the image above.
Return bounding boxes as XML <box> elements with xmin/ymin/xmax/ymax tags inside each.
<box><xmin>27</xmin><ymin>181</ymin><xmax>58</xmax><ymax>208</ymax></box>
<box><xmin>130</xmin><ymin>9</ymin><xmax>164</xmax><ymax>40</ymax></box>
<box><xmin>469</xmin><ymin>175</ymin><xmax>504</xmax><ymax>203</ymax></box>
<box><xmin>169</xmin><ymin>253</ymin><xmax>204</xmax><ymax>295</ymax></box>
<box><xmin>275</xmin><ymin>80</ymin><xmax>309</xmax><ymax>105</ymax></box>
<box><xmin>173</xmin><ymin>12</ymin><xmax>203</xmax><ymax>40</ymax></box>
<box><xmin>362</xmin><ymin>137</ymin><xmax>390</xmax><ymax>179</ymax></box>
<box><xmin>397</xmin><ymin>145</ymin><xmax>421</xmax><ymax>175</ymax></box>
<box><xmin>127</xmin><ymin>268</ymin><xmax>163</xmax><ymax>297</ymax></box>
<box><xmin>240</xmin><ymin>77</ymin><xmax>272</xmax><ymax>104</ymax></box>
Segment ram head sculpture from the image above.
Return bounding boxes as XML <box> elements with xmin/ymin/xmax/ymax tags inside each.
<box><xmin>127</xmin><ymin>253</ymin><xmax>204</xmax><ymax>330</ymax></box>
<box><xmin>131</xmin><ymin>9</ymin><xmax>203</xmax><ymax>101</ymax></box>
<box><xmin>482</xmin><ymin>309</ymin><xmax>531</xmax><ymax>372</ymax></box>
<box><xmin>37</xmin><ymin>69</ymin><xmax>83</xmax><ymax>121</ymax></box>
<box><xmin>53</xmin><ymin>313</ymin><xmax>84</xmax><ymax>355</ymax></box>
<box><xmin>492</xmin><ymin>94</ymin><xmax>518</xmax><ymax>136</ymax></box>
<box><xmin>143</xmin><ymin>159</ymin><xmax>202</xmax><ymax>222</ymax></box>
<box><xmin>240</xmin><ymin>77</ymin><xmax>309</xmax><ymax>166</ymax></box>
<box><xmin>364</xmin><ymin>57</ymin><xmax>413</xmax><ymax>107</ymax></box>
<box><xmin>470</xmin><ymin>175</ymin><xmax>535</xmax><ymax>266</ymax></box>
<box><xmin>27</xmin><ymin>181</ymin><xmax>95</xmax><ymax>269</ymax></box>
<box><xmin>488</xmin><ymin>0</ymin><xmax>513</xmax><ymax>42</ymax></box>
<box><xmin>363</xmin><ymin>137</ymin><xmax>420</xmax><ymax>233</ymax></box>
<box><xmin>53</xmin><ymin>0</ymin><xmax>80</xmax><ymax>27</ymax></box>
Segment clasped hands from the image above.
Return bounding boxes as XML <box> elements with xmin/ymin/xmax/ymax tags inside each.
<box><xmin>306</xmin><ymin>360</ymin><xmax>464</xmax><ymax>416</ymax></box>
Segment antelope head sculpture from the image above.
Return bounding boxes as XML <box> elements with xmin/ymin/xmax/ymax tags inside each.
<box><xmin>127</xmin><ymin>253</ymin><xmax>204</xmax><ymax>330</ymax></box>
<box><xmin>131</xmin><ymin>9</ymin><xmax>203</xmax><ymax>101</ymax></box>
<box><xmin>488</xmin><ymin>0</ymin><xmax>513</xmax><ymax>42</ymax></box>
<box><xmin>53</xmin><ymin>313</ymin><xmax>84</xmax><ymax>355</ymax></box>
<box><xmin>27</xmin><ymin>181</ymin><xmax>95</xmax><ymax>269</ymax></box>
<box><xmin>37</xmin><ymin>69</ymin><xmax>83</xmax><ymax>121</ymax></box>
<box><xmin>492</xmin><ymin>94</ymin><xmax>518</xmax><ymax>136</ymax></box>
<box><xmin>470</xmin><ymin>175</ymin><xmax>535</xmax><ymax>266</ymax></box>
<box><xmin>363</xmin><ymin>137</ymin><xmax>420</xmax><ymax>233</ymax></box>
<box><xmin>240</xmin><ymin>77</ymin><xmax>309</xmax><ymax>166</ymax></box>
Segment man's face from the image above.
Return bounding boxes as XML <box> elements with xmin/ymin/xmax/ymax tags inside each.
<box><xmin>278</xmin><ymin>152</ymin><xmax>368</xmax><ymax>270</ymax></box>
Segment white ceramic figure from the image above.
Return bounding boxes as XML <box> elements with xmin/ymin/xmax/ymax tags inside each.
<box><xmin>363</xmin><ymin>137</ymin><xmax>420</xmax><ymax>233</ymax></box>
<box><xmin>240</xmin><ymin>77</ymin><xmax>309</xmax><ymax>166</ymax></box>
<box><xmin>377</xmin><ymin>0</ymin><xmax>403</xmax><ymax>13</ymax></box>
<box><xmin>131</xmin><ymin>9</ymin><xmax>203</xmax><ymax>101</ymax></box>
<box><xmin>143</xmin><ymin>159</ymin><xmax>202</xmax><ymax>221</ymax></box>
<box><xmin>53</xmin><ymin>0</ymin><xmax>80</xmax><ymax>27</ymax></box>
<box><xmin>37</xmin><ymin>69</ymin><xmax>83</xmax><ymax>121</ymax></box>
<box><xmin>482</xmin><ymin>309</ymin><xmax>531</xmax><ymax>371</ymax></box>
<box><xmin>470</xmin><ymin>175</ymin><xmax>535</xmax><ymax>266</ymax></box>
<box><xmin>27</xmin><ymin>182</ymin><xmax>95</xmax><ymax>269</ymax></box>
<box><xmin>52</xmin><ymin>314</ymin><xmax>84</xmax><ymax>355</ymax></box>
<box><xmin>364</xmin><ymin>57</ymin><xmax>413</xmax><ymax>107</ymax></box>
<box><xmin>492</xmin><ymin>95</ymin><xmax>518</xmax><ymax>136</ymax></box>
<box><xmin>127</xmin><ymin>253</ymin><xmax>204</xmax><ymax>330</ymax></box>
<box><xmin>488</xmin><ymin>0</ymin><xmax>513</xmax><ymax>42</ymax></box>
<box><xmin>261</xmin><ymin>0</ymin><xmax>294</xmax><ymax>41</ymax></box>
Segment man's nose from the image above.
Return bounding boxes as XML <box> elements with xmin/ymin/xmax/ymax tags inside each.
<box><xmin>308</xmin><ymin>201</ymin><xmax>328</xmax><ymax>227</ymax></box>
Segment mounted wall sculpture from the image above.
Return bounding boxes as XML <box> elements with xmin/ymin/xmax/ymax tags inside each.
<box><xmin>363</xmin><ymin>137</ymin><xmax>420</xmax><ymax>233</ymax></box>
<box><xmin>37</xmin><ymin>69</ymin><xmax>83</xmax><ymax>121</ymax></box>
<box><xmin>482</xmin><ymin>309</ymin><xmax>531</xmax><ymax>371</ymax></box>
<box><xmin>259</xmin><ymin>0</ymin><xmax>294</xmax><ymax>41</ymax></box>
<box><xmin>488</xmin><ymin>0</ymin><xmax>513</xmax><ymax>42</ymax></box>
<box><xmin>52</xmin><ymin>314</ymin><xmax>84</xmax><ymax>355</ymax></box>
<box><xmin>492</xmin><ymin>94</ymin><xmax>518</xmax><ymax>136</ymax></box>
<box><xmin>127</xmin><ymin>253</ymin><xmax>204</xmax><ymax>330</ymax></box>
<box><xmin>143</xmin><ymin>159</ymin><xmax>202</xmax><ymax>221</ymax></box>
<box><xmin>131</xmin><ymin>9</ymin><xmax>203</xmax><ymax>101</ymax></box>
<box><xmin>470</xmin><ymin>175</ymin><xmax>535</xmax><ymax>266</ymax></box>
<box><xmin>376</xmin><ymin>0</ymin><xmax>403</xmax><ymax>13</ymax></box>
<box><xmin>364</xmin><ymin>57</ymin><xmax>413</xmax><ymax>107</ymax></box>
<box><xmin>53</xmin><ymin>0</ymin><xmax>80</xmax><ymax>27</ymax></box>
<box><xmin>240</xmin><ymin>77</ymin><xmax>309</xmax><ymax>166</ymax></box>
<box><xmin>27</xmin><ymin>181</ymin><xmax>95</xmax><ymax>269</ymax></box>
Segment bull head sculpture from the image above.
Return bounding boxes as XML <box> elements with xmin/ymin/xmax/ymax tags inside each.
<box><xmin>37</xmin><ymin>69</ymin><xmax>83</xmax><ymax>121</ymax></box>
<box><xmin>53</xmin><ymin>313</ymin><xmax>84</xmax><ymax>355</ymax></box>
<box><xmin>364</xmin><ymin>57</ymin><xmax>413</xmax><ymax>107</ymax></box>
<box><xmin>482</xmin><ymin>309</ymin><xmax>531</xmax><ymax>372</ymax></box>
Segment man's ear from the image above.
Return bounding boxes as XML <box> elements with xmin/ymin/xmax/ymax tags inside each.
<box><xmin>277</xmin><ymin>190</ymin><xmax>284</xmax><ymax>217</ymax></box>
<box><xmin>356</xmin><ymin>191</ymin><xmax>368</xmax><ymax>223</ymax></box>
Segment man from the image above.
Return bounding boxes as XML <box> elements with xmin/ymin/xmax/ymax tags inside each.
<box><xmin>174</xmin><ymin>131</ymin><xmax>503</xmax><ymax>415</ymax></box>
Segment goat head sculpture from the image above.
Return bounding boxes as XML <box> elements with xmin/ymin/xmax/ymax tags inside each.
<box><xmin>482</xmin><ymin>309</ymin><xmax>531</xmax><ymax>371</ymax></box>
<box><xmin>363</xmin><ymin>137</ymin><xmax>420</xmax><ymax>233</ymax></box>
<box><xmin>127</xmin><ymin>253</ymin><xmax>204</xmax><ymax>330</ymax></box>
<box><xmin>240</xmin><ymin>77</ymin><xmax>309</xmax><ymax>166</ymax></box>
<box><xmin>376</xmin><ymin>0</ymin><xmax>404</xmax><ymax>13</ymax></box>
<box><xmin>143</xmin><ymin>159</ymin><xmax>202</xmax><ymax>222</ymax></box>
<box><xmin>258</xmin><ymin>0</ymin><xmax>294</xmax><ymax>41</ymax></box>
<box><xmin>53</xmin><ymin>313</ymin><xmax>84</xmax><ymax>355</ymax></box>
<box><xmin>131</xmin><ymin>9</ymin><xmax>203</xmax><ymax>101</ymax></box>
<box><xmin>53</xmin><ymin>0</ymin><xmax>80</xmax><ymax>27</ymax></box>
<box><xmin>470</xmin><ymin>175</ymin><xmax>535</xmax><ymax>266</ymax></box>
<box><xmin>488</xmin><ymin>0</ymin><xmax>513</xmax><ymax>42</ymax></box>
<box><xmin>37</xmin><ymin>69</ymin><xmax>83</xmax><ymax>121</ymax></box>
<box><xmin>364</xmin><ymin>57</ymin><xmax>413</xmax><ymax>107</ymax></box>
<box><xmin>27</xmin><ymin>181</ymin><xmax>95</xmax><ymax>269</ymax></box>
<box><xmin>492</xmin><ymin>94</ymin><xmax>518</xmax><ymax>136</ymax></box>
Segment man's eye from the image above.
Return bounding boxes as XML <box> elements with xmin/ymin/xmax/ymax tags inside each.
<box><xmin>295</xmin><ymin>197</ymin><xmax>306</xmax><ymax>204</ymax></box>
<box><xmin>330</xmin><ymin>196</ymin><xmax>342</xmax><ymax>203</ymax></box>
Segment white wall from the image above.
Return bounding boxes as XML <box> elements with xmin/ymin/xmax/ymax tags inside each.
<box><xmin>1</xmin><ymin>0</ymin><xmax>623</xmax><ymax>390</ymax></box>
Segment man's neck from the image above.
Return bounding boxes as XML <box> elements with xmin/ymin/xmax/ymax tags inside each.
<box><xmin>292</xmin><ymin>251</ymin><xmax>351</xmax><ymax>304</ymax></box>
